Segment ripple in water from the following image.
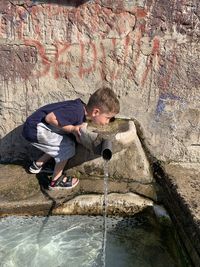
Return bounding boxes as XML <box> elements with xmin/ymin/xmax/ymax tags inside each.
<box><xmin>0</xmin><ymin>214</ymin><xmax>189</xmax><ymax>267</ymax></box>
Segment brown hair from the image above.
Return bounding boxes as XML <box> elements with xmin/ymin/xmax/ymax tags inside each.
<box><xmin>86</xmin><ymin>87</ymin><xmax>120</xmax><ymax>114</ymax></box>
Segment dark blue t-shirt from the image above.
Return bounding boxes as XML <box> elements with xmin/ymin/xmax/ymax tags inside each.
<box><xmin>22</xmin><ymin>98</ymin><xmax>86</xmax><ymax>142</ymax></box>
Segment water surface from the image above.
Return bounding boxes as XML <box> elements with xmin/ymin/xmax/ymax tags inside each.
<box><xmin>0</xmin><ymin>213</ymin><xmax>189</xmax><ymax>267</ymax></box>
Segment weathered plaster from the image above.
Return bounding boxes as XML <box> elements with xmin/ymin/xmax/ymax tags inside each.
<box><xmin>0</xmin><ymin>0</ymin><xmax>199</xmax><ymax>163</ymax></box>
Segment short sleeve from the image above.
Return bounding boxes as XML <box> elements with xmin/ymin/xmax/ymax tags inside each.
<box><xmin>53</xmin><ymin>108</ymin><xmax>78</xmax><ymax>127</ymax></box>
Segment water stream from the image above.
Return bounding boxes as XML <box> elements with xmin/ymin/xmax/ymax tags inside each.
<box><xmin>101</xmin><ymin>160</ymin><xmax>109</xmax><ymax>267</ymax></box>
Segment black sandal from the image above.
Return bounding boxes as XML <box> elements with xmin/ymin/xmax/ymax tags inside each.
<box><xmin>49</xmin><ymin>175</ymin><xmax>79</xmax><ymax>190</ymax></box>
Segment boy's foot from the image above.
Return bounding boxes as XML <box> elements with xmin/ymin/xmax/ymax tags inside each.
<box><xmin>29</xmin><ymin>161</ymin><xmax>54</xmax><ymax>174</ymax></box>
<box><xmin>49</xmin><ymin>175</ymin><xmax>79</xmax><ymax>190</ymax></box>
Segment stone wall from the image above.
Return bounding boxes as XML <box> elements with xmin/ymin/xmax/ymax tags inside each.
<box><xmin>0</xmin><ymin>0</ymin><xmax>199</xmax><ymax>163</ymax></box>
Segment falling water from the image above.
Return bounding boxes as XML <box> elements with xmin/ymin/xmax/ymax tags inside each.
<box><xmin>102</xmin><ymin>160</ymin><xmax>109</xmax><ymax>267</ymax></box>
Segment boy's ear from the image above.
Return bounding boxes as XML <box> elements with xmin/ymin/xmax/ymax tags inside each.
<box><xmin>92</xmin><ymin>108</ymin><xmax>100</xmax><ymax>116</ymax></box>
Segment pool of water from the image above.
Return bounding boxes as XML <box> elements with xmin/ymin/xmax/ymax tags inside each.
<box><xmin>0</xmin><ymin>212</ymin><xmax>190</xmax><ymax>267</ymax></box>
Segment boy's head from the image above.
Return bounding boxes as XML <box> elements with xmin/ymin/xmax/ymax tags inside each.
<box><xmin>86</xmin><ymin>87</ymin><xmax>120</xmax><ymax>125</ymax></box>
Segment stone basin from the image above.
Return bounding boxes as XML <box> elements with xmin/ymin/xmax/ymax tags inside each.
<box><xmin>0</xmin><ymin>119</ymin><xmax>156</xmax><ymax>217</ymax></box>
<box><xmin>66</xmin><ymin>118</ymin><xmax>156</xmax><ymax>199</ymax></box>
<box><xmin>0</xmin><ymin>120</ymin><xmax>199</xmax><ymax>266</ymax></box>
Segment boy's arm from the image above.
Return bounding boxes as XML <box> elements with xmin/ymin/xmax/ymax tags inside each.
<box><xmin>45</xmin><ymin>112</ymin><xmax>83</xmax><ymax>141</ymax></box>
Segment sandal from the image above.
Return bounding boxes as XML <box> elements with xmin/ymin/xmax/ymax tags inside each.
<box><xmin>49</xmin><ymin>175</ymin><xmax>79</xmax><ymax>190</ymax></box>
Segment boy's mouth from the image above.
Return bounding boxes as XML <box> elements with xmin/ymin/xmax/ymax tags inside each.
<box><xmin>109</xmin><ymin>117</ymin><xmax>115</xmax><ymax>123</ymax></box>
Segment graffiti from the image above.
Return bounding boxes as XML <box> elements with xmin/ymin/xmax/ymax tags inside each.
<box><xmin>1</xmin><ymin>0</ymin><xmax>193</xmax><ymax>88</ymax></box>
<box><xmin>0</xmin><ymin>2</ymin><xmax>160</xmax><ymax>83</ymax></box>
<box><xmin>0</xmin><ymin>45</ymin><xmax>37</xmax><ymax>82</ymax></box>
<box><xmin>20</xmin><ymin>33</ymin><xmax>162</xmax><ymax>85</ymax></box>
<box><xmin>0</xmin><ymin>3</ymin><xmax>137</xmax><ymax>41</ymax></box>
<box><xmin>156</xmin><ymin>93</ymin><xmax>181</xmax><ymax>116</ymax></box>
<box><xmin>24</xmin><ymin>39</ymin><xmax>51</xmax><ymax>78</ymax></box>
<box><xmin>156</xmin><ymin>42</ymin><xmax>177</xmax><ymax>93</ymax></box>
<box><xmin>54</xmin><ymin>42</ymin><xmax>72</xmax><ymax>79</ymax></box>
<box><xmin>78</xmin><ymin>41</ymin><xmax>97</xmax><ymax>79</ymax></box>
<box><xmin>141</xmin><ymin>37</ymin><xmax>160</xmax><ymax>87</ymax></box>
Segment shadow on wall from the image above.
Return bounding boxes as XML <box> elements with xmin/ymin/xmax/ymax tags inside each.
<box><xmin>34</xmin><ymin>0</ymin><xmax>91</xmax><ymax>6</ymax></box>
<box><xmin>0</xmin><ymin>125</ymin><xmax>42</xmax><ymax>165</ymax></box>
<box><xmin>0</xmin><ymin>125</ymin><xmax>99</xmax><ymax>169</ymax></box>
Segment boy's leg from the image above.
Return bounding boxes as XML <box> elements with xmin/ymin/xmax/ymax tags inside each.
<box><xmin>50</xmin><ymin>159</ymin><xmax>78</xmax><ymax>187</ymax></box>
<box><xmin>31</xmin><ymin>123</ymin><xmax>78</xmax><ymax>186</ymax></box>
<box><xmin>29</xmin><ymin>153</ymin><xmax>54</xmax><ymax>174</ymax></box>
<box><xmin>35</xmin><ymin>153</ymin><xmax>52</xmax><ymax>167</ymax></box>
<box><xmin>52</xmin><ymin>159</ymin><xmax>67</xmax><ymax>181</ymax></box>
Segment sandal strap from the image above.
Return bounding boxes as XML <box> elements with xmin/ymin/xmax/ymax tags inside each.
<box><xmin>50</xmin><ymin>175</ymin><xmax>76</xmax><ymax>188</ymax></box>
<box><xmin>51</xmin><ymin>174</ymin><xmax>65</xmax><ymax>187</ymax></box>
<box><xmin>64</xmin><ymin>176</ymin><xmax>72</xmax><ymax>187</ymax></box>
<box><xmin>58</xmin><ymin>176</ymin><xmax>73</xmax><ymax>187</ymax></box>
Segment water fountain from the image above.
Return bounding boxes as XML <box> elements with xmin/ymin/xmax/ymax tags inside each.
<box><xmin>0</xmin><ymin>119</ymin><xmax>192</xmax><ymax>266</ymax></box>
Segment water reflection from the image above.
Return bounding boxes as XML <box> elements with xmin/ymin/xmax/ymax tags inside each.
<box><xmin>0</xmin><ymin>214</ymin><xmax>189</xmax><ymax>267</ymax></box>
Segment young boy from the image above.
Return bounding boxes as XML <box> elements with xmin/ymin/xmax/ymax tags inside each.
<box><xmin>22</xmin><ymin>87</ymin><xmax>120</xmax><ymax>190</ymax></box>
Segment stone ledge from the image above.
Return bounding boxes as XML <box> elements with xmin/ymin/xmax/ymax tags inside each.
<box><xmin>53</xmin><ymin>193</ymin><xmax>153</xmax><ymax>216</ymax></box>
<box><xmin>0</xmin><ymin>199</ymin><xmax>52</xmax><ymax>217</ymax></box>
<box><xmin>164</xmin><ymin>163</ymin><xmax>200</xmax><ymax>224</ymax></box>
<box><xmin>0</xmin><ymin>164</ymin><xmax>154</xmax><ymax>217</ymax></box>
<box><xmin>79</xmin><ymin>178</ymin><xmax>157</xmax><ymax>200</ymax></box>
<box><xmin>154</xmin><ymin>162</ymin><xmax>200</xmax><ymax>267</ymax></box>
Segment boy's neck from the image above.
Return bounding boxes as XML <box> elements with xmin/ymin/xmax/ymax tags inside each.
<box><xmin>84</xmin><ymin>106</ymin><xmax>88</xmax><ymax>115</ymax></box>
<box><xmin>84</xmin><ymin>106</ymin><xmax>91</xmax><ymax>121</ymax></box>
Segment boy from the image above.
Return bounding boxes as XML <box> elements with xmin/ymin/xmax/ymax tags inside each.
<box><xmin>22</xmin><ymin>87</ymin><xmax>120</xmax><ymax>190</ymax></box>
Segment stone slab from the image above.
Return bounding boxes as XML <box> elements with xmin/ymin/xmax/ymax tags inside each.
<box><xmin>156</xmin><ymin>162</ymin><xmax>200</xmax><ymax>267</ymax></box>
<box><xmin>164</xmin><ymin>163</ymin><xmax>200</xmax><ymax>226</ymax></box>
<box><xmin>0</xmin><ymin>164</ymin><xmax>154</xmax><ymax>216</ymax></box>
<box><xmin>53</xmin><ymin>193</ymin><xmax>153</xmax><ymax>216</ymax></box>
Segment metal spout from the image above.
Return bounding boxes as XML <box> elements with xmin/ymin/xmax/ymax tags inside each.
<box><xmin>92</xmin><ymin>139</ymin><xmax>113</xmax><ymax>160</ymax></box>
<box><xmin>101</xmin><ymin>139</ymin><xmax>112</xmax><ymax>161</ymax></box>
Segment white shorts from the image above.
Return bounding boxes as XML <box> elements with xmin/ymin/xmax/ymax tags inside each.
<box><xmin>32</xmin><ymin>123</ymin><xmax>75</xmax><ymax>163</ymax></box>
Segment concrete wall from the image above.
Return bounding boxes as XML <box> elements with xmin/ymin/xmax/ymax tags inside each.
<box><xmin>0</xmin><ymin>0</ymin><xmax>199</xmax><ymax>163</ymax></box>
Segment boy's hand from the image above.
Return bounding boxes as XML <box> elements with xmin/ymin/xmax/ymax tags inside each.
<box><xmin>61</xmin><ymin>123</ymin><xmax>87</xmax><ymax>142</ymax></box>
<box><xmin>71</xmin><ymin>123</ymin><xmax>86</xmax><ymax>143</ymax></box>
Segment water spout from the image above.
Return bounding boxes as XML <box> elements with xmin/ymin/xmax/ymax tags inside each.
<box><xmin>80</xmin><ymin>125</ymin><xmax>113</xmax><ymax>160</ymax></box>
<box><xmin>92</xmin><ymin>139</ymin><xmax>113</xmax><ymax>161</ymax></box>
<box><xmin>101</xmin><ymin>139</ymin><xmax>112</xmax><ymax>161</ymax></box>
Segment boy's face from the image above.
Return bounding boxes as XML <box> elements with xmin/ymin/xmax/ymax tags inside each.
<box><xmin>91</xmin><ymin>108</ymin><xmax>116</xmax><ymax>126</ymax></box>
